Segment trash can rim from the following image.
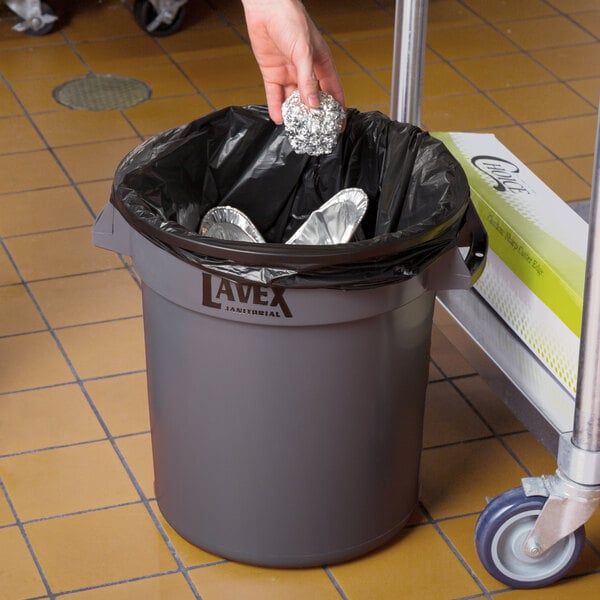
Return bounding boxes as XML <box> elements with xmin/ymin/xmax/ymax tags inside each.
<box><xmin>111</xmin><ymin>195</ymin><xmax>468</xmax><ymax>269</ymax></box>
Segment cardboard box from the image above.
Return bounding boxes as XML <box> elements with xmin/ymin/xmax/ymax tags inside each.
<box><xmin>433</xmin><ymin>132</ymin><xmax>588</xmax><ymax>395</ymax></box>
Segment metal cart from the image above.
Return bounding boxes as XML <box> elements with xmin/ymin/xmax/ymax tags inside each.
<box><xmin>391</xmin><ymin>0</ymin><xmax>600</xmax><ymax>589</ymax></box>
<box><xmin>4</xmin><ymin>0</ymin><xmax>188</xmax><ymax>36</ymax></box>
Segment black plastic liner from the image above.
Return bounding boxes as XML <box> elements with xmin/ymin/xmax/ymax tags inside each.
<box><xmin>111</xmin><ymin>105</ymin><xmax>472</xmax><ymax>288</ymax></box>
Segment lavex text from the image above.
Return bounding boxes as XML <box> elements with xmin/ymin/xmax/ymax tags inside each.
<box><xmin>202</xmin><ymin>273</ymin><xmax>292</xmax><ymax>318</ymax></box>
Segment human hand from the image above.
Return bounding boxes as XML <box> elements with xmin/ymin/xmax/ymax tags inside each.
<box><xmin>241</xmin><ymin>0</ymin><xmax>345</xmax><ymax>123</ymax></box>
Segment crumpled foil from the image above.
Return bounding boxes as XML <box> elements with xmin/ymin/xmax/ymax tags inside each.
<box><xmin>282</xmin><ymin>90</ymin><xmax>345</xmax><ymax>156</ymax></box>
<box><xmin>199</xmin><ymin>188</ymin><xmax>368</xmax><ymax>284</ymax></box>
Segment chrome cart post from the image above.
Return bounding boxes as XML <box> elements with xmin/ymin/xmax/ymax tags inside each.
<box><xmin>473</xmin><ymin>106</ymin><xmax>600</xmax><ymax>589</ymax></box>
<box><xmin>391</xmin><ymin>0</ymin><xmax>600</xmax><ymax>588</ymax></box>
<box><xmin>572</xmin><ymin>129</ymin><xmax>600</xmax><ymax>455</ymax></box>
<box><xmin>517</xmin><ymin>107</ymin><xmax>600</xmax><ymax>567</ymax></box>
<box><xmin>389</xmin><ymin>0</ymin><xmax>428</xmax><ymax>125</ymax></box>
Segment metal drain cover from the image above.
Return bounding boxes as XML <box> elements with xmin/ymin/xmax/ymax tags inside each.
<box><xmin>53</xmin><ymin>74</ymin><xmax>151</xmax><ymax>111</ymax></box>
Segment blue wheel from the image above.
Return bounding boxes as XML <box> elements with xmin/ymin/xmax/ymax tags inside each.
<box><xmin>475</xmin><ymin>487</ymin><xmax>585</xmax><ymax>589</ymax></box>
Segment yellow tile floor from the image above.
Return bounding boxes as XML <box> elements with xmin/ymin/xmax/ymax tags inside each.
<box><xmin>1</xmin><ymin>0</ymin><xmax>600</xmax><ymax>598</ymax></box>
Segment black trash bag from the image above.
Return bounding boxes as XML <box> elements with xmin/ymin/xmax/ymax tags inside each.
<box><xmin>111</xmin><ymin>105</ymin><xmax>471</xmax><ymax>289</ymax></box>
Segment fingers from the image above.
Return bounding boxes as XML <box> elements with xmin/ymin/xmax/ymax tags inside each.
<box><xmin>260</xmin><ymin>28</ymin><xmax>345</xmax><ymax>124</ymax></box>
<box><xmin>295</xmin><ymin>49</ymin><xmax>320</xmax><ymax>109</ymax></box>
<box><xmin>318</xmin><ymin>74</ymin><xmax>345</xmax><ymax>110</ymax></box>
<box><xmin>264</xmin><ymin>81</ymin><xmax>285</xmax><ymax>124</ymax></box>
<box><xmin>312</xmin><ymin>39</ymin><xmax>345</xmax><ymax>109</ymax></box>
<box><xmin>295</xmin><ymin>51</ymin><xmax>346</xmax><ymax>113</ymax></box>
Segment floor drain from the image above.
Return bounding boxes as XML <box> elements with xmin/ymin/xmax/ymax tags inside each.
<box><xmin>53</xmin><ymin>74</ymin><xmax>152</xmax><ymax>111</ymax></box>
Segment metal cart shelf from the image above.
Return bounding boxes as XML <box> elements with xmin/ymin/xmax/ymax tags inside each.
<box><xmin>392</xmin><ymin>0</ymin><xmax>600</xmax><ymax>589</ymax></box>
<box><xmin>436</xmin><ymin>288</ymin><xmax>575</xmax><ymax>456</ymax></box>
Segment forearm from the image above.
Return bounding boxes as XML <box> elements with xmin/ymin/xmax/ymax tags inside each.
<box><xmin>240</xmin><ymin>0</ymin><xmax>344</xmax><ymax>122</ymax></box>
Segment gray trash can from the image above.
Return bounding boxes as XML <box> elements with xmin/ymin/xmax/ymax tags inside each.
<box><xmin>92</xmin><ymin>106</ymin><xmax>486</xmax><ymax>567</ymax></box>
<box><xmin>93</xmin><ymin>202</ymin><xmax>484</xmax><ymax>567</ymax></box>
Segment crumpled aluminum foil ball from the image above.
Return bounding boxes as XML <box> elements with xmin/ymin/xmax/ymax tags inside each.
<box><xmin>282</xmin><ymin>90</ymin><xmax>345</xmax><ymax>156</ymax></box>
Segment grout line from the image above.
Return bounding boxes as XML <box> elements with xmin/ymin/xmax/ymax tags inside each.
<box><xmin>0</xmin><ymin>178</ymin><xmax>109</xmax><ymax>198</ymax></box>
<box><xmin>0</xmin><ymin>52</ymin><xmax>144</xmax><ymax>295</ymax></box>
<box><xmin>0</xmin><ymin>77</ymin><xmax>138</xmax><ymax>280</ymax></box>
<box><xmin>0</xmin><ymin>133</ymin><xmax>141</xmax><ymax>155</ymax></box>
<box><xmin>0</xmin><ymin>380</ymin><xmax>77</xmax><ymax>398</ymax></box>
<box><xmin>321</xmin><ymin>34</ymin><xmax>393</xmax><ymax>98</ymax></box>
<box><xmin>0</xmin><ymin>430</ymin><xmax>151</xmax><ymax>461</ymax></box>
<box><xmin>2</xmin><ymin>223</ymin><xmax>97</xmax><ymax>240</ymax></box>
<box><xmin>0</xmin><ymin>90</ymin><xmax>209</xmax><ymax>118</ymax></box>
<box><xmin>52</xmin><ymin>569</ymin><xmax>182</xmax><ymax>598</ymax></box>
<box><xmin>442</xmin><ymin>375</ymin><xmax>525</xmax><ymax>438</ymax></box>
<box><xmin>451</xmin><ymin>0</ymin><xmax>596</xmax><ymax>192</ymax></box>
<box><xmin>323</xmin><ymin>567</ymin><xmax>351</xmax><ymax>600</ymax></box>
<box><xmin>424</xmin><ymin>359</ymin><xmax>537</xmax><ymax>473</ymax></box>
<box><xmin>81</xmin><ymin>380</ymin><xmax>205</xmax><ymax>600</ymax></box>
<box><xmin>587</xmin><ymin>540</ymin><xmax>600</xmax><ymax>556</ymax></box>
<box><xmin>186</xmin><ymin>559</ymin><xmax>231</xmax><ymax>571</ymax></box>
<box><xmin>48</xmin><ymin>313</ymin><xmax>143</xmax><ymax>332</ymax></box>
<box><xmin>585</xmin><ymin>538</ymin><xmax>600</xmax><ymax>560</ymax></box>
<box><xmin>0</xmin><ymin>312</ymin><xmax>144</xmax><ymax>342</ymax></box>
<box><xmin>415</xmin><ymin>510</ymin><xmax>481</xmax><ymax>526</ymax></box>
<box><xmin>0</xmin><ymin>437</ymin><xmax>109</xmax><ymax>461</ymax></box>
<box><xmin>143</xmin><ymin>2</ymin><xmax>218</xmax><ymax>113</ymax></box>
<box><xmin>0</xmin><ymin>236</ymin><xmax>202</xmax><ymax>600</ymax></box>
<box><xmin>486</xmin><ymin>589</ymin><xmax>514</xmax><ymax>598</ymax></box>
<box><xmin>429</xmin><ymin>355</ymin><xmax>477</xmax><ymax>380</ymax></box>
<box><xmin>423</xmin><ymin>430</ymin><xmax>510</xmax><ymax>451</ymax></box>
<box><xmin>0</xmin><ymin>62</ymin><xmax>97</xmax><ymax>222</ymax></box>
<box><xmin>0</xmin><ymin>265</ymin><xmax>138</xmax><ymax>286</ymax></box>
<box><xmin>0</xmin><ymin>327</ymin><xmax>50</xmax><ymax>341</ymax></box>
<box><xmin>0</xmin><ymin>311</ymin><xmax>143</xmax><ymax>342</ymax></box>
<box><xmin>16</xmin><ymin>500</ymin><xmax>146</xmax><ymax>527</ymax></box>
<box><xmin>52</xmin><ymin>9</ymin><xmax>207</xmax><ymax>297</ymax></box>
<box><xmin>0</xmin><ymin>478</ymin><xmax>56</xmax><ymax>599</ymax></box>
<box><xmin>0</xmin><ymin>224</ymin><xmax>95</xmax><ymax>242</ymax></box>
<box><xmin>0</xmin><ymin>265</ymin><xmax>133</xmax><ymax>286</ymax></box>
<box><xmin>418</xmin><ymin>502</ymin><xmax>495</xmax><ymax>599</ymax></box>
<box><xmin>113</xmin><ymin>429</ymin><xmax>152</xmax><ymax>439</ymax></box>
<box><xmin>0</xmin><ymin>368</ymin><xmax>146</xmax><ymax>398</ymax></box>
<box><xmin>2</xmin><ymin>3</ymin><xmax>598</xmax><ymax>598</ymax></box>
<box><xmin>441</xmin><ymin>372</ymin><xmax>481</xmax><ymax>383</ymax></box>
<box><xmin>79</xmin><ymin>367</ymin><xmax>147</xmax><ymax>383</ymax></box>
<box><xmin>422</xmin><ymin>434</ymin><xmax>511</xmax><ymax>453</ymax></box>
<box><xmin>490</xmin><ymin>569</ymin><xmax>600</xmax><ymax>596</ymax></box>
<box><xmin>540</xmin><ymin>0</ymin><xmax>600</xmax><ymax>43</ymax></box>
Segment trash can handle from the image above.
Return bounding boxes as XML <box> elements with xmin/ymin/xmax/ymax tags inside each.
<box><xmin>424</xmin><ymin>202</ymin><xmax>487</xmax><ymax>291</ymax></box>
<box><xmin>460</xmin><ymin>202</ymin><xmax>488</xmax><ymax>285</ymax></box>
<box><xmin>93</xmin><ymin>203</ymin><xmax>132</xmax><ymax>257</ymax></box>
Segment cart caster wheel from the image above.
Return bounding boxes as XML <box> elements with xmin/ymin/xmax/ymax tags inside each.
<box><xmin>134</xmin><ymin>0</ymin><xmax>186</xmax><ymax>36</ymax></box>
<box><xmin>475</xmin><ymin>487</ymin><xmax>585</xmax><ymax>589</ymax></box>
<box><xmin>20</xmin><ymin>2</ymin><xmax>57</xmax><ymax>36</ymax></box>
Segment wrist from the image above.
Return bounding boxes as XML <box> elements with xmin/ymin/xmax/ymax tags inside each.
<box><xmin>241</xmin><ymin>0</ymin><xmax>302</xmax><ymax>9</ymax></box>
<box><xmin>241</xmin><ymin>0</ymin><xmax>274</xmax><ymax>8</ymax></box>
